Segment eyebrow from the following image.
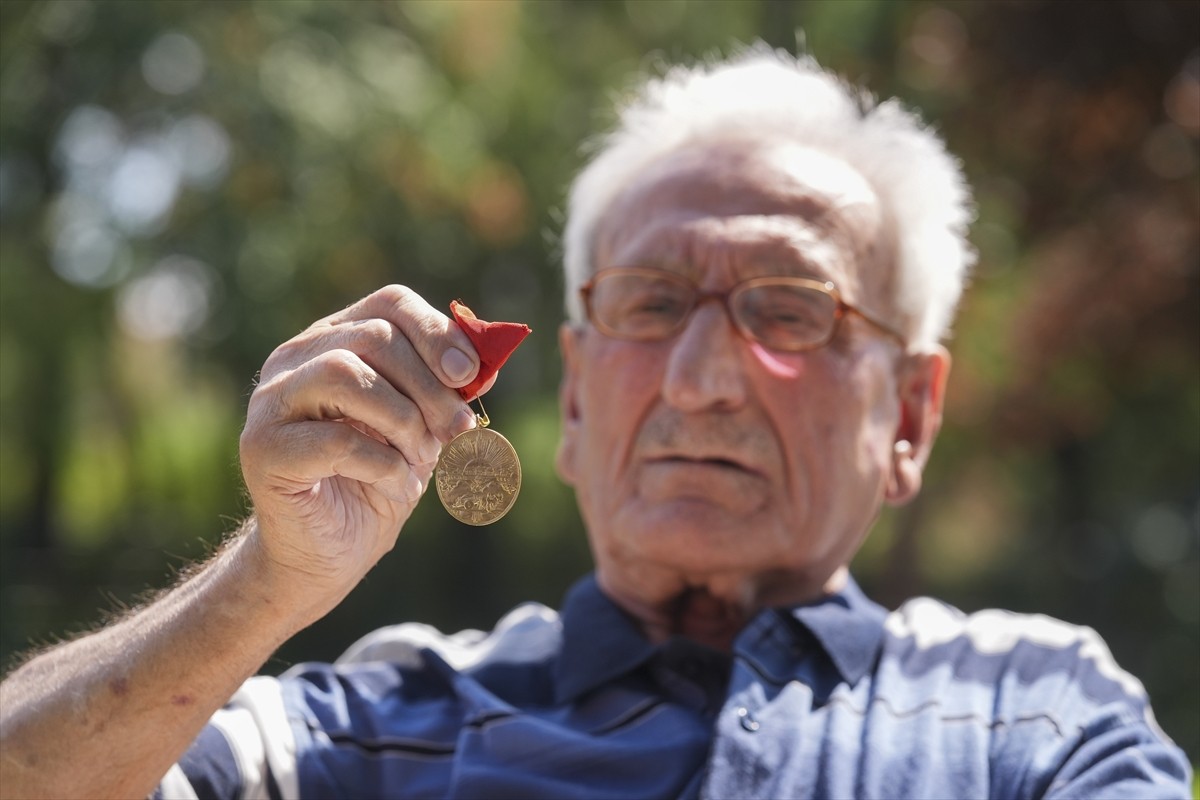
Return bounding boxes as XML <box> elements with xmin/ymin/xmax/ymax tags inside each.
<box><xmin>612</xmin><ymin>225</ymin><xmax>847</xmax><ymax>284</ymax></box>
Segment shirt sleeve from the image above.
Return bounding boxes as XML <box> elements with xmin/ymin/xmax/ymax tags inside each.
<box><xmin>1042</xmin><ymin>703</ymin><xmax>1193</xmax><ymax>800</ymax></box>
<box><xmin>153</xmin><ymin>676</ymin><xmax>300</xmax><ymax>800</ymax></box>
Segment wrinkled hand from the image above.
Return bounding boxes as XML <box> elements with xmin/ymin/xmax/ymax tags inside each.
<box><xmin>238</xmin><ymin>285</ymin><xmax>494</xmax><ymax>611</ymax></box>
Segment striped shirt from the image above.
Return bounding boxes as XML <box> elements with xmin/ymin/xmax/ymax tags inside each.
<box><xmin>155</xmin><ymin>574</ymin><xmax>1190</xmax><ymax>799</ymax></box>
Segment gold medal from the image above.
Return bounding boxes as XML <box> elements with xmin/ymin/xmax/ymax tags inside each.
<box><xmin>435</xmin><ymin>402</ymin><xmax>521</xmax><ymax>526</ymax></box>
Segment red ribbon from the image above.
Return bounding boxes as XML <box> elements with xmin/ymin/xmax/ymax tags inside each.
<box><xmin>449</xmin><ymin>300</ymin><xmax>532</xmax><ymax>401</ymax></box>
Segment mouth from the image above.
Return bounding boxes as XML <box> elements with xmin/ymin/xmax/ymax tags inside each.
<box><xmin>648</xmin><ymin>454</ymin><xmax>760</xmax><ymax>475</ymax></box>
<box><xmin>636</xmin><ymin>453</ymin><xmax>768</xmax><ymax>515</ymax></box>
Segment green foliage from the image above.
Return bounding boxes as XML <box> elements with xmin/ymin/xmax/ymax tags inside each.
<box><xmin>1</xmin><ymin>0</ymin><xmax>1197</xmax><ymax>763</ymax></box>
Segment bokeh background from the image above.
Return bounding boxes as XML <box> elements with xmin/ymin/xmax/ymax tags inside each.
<box><xmin>1</xmin><ymin>0</ymin><xmax>1197</xmax><ymax>770</ymax></box>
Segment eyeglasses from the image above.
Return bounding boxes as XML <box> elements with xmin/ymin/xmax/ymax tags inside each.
<box><xmin>580</xmin><ymin>267</ymin><xmax>906</xmax><ymax>352</ymax></box>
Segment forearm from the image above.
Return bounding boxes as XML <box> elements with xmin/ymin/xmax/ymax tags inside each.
<box><xmin>0</xmin><ymin>524</ymin><xmax>317</xmax><ymax>800</ymax></box>
<box><xmin>0</xmin><ymin>285</ymin><xmax>477</xmax><ymax>798</ymax></box>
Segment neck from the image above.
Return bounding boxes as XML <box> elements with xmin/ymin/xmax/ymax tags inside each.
<box><xmin>598</xmin><ymin>566</ymin><xmax>850</xmax><ymax>653</ymax></box>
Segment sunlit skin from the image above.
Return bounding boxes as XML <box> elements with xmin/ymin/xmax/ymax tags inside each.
<box><xmin>556</xmin><ymin>137</ymin><xmax>950</xmax><ymax>651</ymax></box>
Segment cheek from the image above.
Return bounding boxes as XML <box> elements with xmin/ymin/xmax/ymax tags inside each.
<box><xmin>749</xmin><ymin>342</ymin><xmax>803</xmax><ymax>379</ymax></box>
<box><xmin>766</xmin><ymin>351</ymin><xmax>894</xmax><ymax>474</ymax></box>
<box><xmin>846</xmin><ymin>357</ymin><xmax>902</xmax><ymax>476</ymax></box>
<box><xmin>578</xmin><ymin>341</ymin><xmax>663</xmax><ymax>450</ymax></box>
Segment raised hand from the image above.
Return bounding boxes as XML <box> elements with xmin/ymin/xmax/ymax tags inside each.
<box><xmin>238</xmin><ymin>284</ymin><xmax>492</xmax><ymax>613</ymax></box>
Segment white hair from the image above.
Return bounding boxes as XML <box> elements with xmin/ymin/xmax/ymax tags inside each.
<box><xmin>561</xmin><ymin>45</ymin><xmax>976</xmax><ymax>349</ymax></box>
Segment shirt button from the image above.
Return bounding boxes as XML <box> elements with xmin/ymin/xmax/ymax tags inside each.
<box><xmin>736</xmin><ymin>706</ymin><xmax>760</xmax><ymax>732</ymax></box>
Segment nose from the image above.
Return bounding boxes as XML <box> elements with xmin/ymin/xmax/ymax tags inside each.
<box><xmin>661</xmin><ymin>299</ymin><xmax>748</xmax><ymax>412</ymax></box>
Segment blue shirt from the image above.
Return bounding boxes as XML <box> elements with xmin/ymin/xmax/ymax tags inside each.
<box><xmin>156</xmin><ymin>574</ymin><xmax>1191</xmax><ymax>799</ymax></box>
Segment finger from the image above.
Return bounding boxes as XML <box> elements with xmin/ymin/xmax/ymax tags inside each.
<box><xmin>271</xmin><ymin>348</ymin><xmax>443</xmax><ymax>465</ymax></box>
<box><xmin>462</xmin><ymin>371</ymin><xmax>499</xmax><ymax>402</ymax></box>
<box><xmin>260</xmin><ymin>320</ymin><xmax>475</xmax><ymax>444</ymax></box>
<box><xmin>321</xmin><ymin>285</ymin><xmax>480</xmax><ymax>390</ymax></box>
<box><xmin>257</xmin><ymin>420</ymin><xmax>426</xmax><ymax>505</ymax></box>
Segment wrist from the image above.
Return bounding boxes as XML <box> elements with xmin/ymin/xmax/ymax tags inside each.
<box><xmin>231</xmin><ymin>517</ymin><xmax>352</xmax><ymax>631</ymax></box>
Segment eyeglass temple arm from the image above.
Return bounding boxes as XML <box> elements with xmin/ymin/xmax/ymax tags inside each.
<box><xmin>846</xmin><ymin>305</ymin><xmax>908</xmax><ymax>348</ymax></box>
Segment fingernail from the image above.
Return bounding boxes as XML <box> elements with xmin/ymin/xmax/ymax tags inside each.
<box><xmin>453</xmin><ymin>407</ymin><xmax>477</xmax><ymax>435</ymax></box>
<box><xmin>441</xmin><ymin>348</ymin><xmax>474</xmax><ymax>382</ymax></box>
<box><xmin>405</xmin><ymin>470</ymin><xmax>424</xmax><ymax>501</ymax></box>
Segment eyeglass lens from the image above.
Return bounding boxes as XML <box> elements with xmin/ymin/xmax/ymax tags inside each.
<box><xmin>588</xmin><ymin>271</ymin><xmax>840</xmax><ymax>350</ymax></box>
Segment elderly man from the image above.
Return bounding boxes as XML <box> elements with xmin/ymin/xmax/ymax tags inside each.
<box><xmin>0</xmin><ymin>49</ymin><xmax>1190</xmax><ymax>799</ymax></box>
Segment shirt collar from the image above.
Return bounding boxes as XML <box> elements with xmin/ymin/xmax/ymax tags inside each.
<box><xmin>553</xmin><ymin>573</ymin><xmax>889</xmax><ymax>702</ymax></box>
<box><xmin>784</xmin><ymin>575</ymin><xmax>888</xmax><ymax>686</ymax></box>
<box><xmin>553</xmin><ymin>574</ymin><xmax>657</xmax><ymax>704</ymax></box>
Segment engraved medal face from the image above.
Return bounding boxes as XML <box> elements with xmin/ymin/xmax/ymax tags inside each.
<box><xmin>435</xmin><ymin>428</ymin><xmax>521</xmax><ymax>526</ymax></box>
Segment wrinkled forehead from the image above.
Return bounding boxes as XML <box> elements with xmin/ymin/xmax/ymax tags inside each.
<box><xmin>593</xmin><ymin>137</ymin><xmax>894</xmax><ymax>298</ymax></box>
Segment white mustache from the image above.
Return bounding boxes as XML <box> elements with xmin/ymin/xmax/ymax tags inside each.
<box><xmin>637</xmin><ymin>412</ymin><xmax>775</xmax><ymax>468</ymax></box>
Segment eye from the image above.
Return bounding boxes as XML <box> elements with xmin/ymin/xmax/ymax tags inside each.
<box><xmin>627</xmin><ymin>285</ymin><xmax>687</xmax><ymax>316</ymax></box>
<box><xmin>738</xmin><ymin>285</ymin><xmax>833</xmax><ymax>344</ymax></box>
<box><xmin>758</xmin><ymin>298</ymin><xmax>813</xmax><ymax>324</ymax></box>
<box><xmin>595</xmin><ymin>274</ymin><xmax>692</xmax><ymax>334</ymax></box>
<box><xmin>620</xmin><ymin>282</ymin><xmax>688</xmax><ymax>326</ymax></box>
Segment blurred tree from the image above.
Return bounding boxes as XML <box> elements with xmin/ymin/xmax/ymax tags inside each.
<box><xmin>1</xmin><ymin>0</ymin><xmax>1196</xmax><ymax>765</ymax></box>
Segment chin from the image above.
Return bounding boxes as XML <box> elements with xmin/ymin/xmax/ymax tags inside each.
<box><xmin>613</xmin><ymin>501</ymin><xmax>777</xmax><ymax>574</ymax></box>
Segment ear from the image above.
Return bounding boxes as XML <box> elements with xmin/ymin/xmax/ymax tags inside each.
<box><xmin>555</xmin><ymin>323</ymin><xmax>584</xmax><ymax>486</ymax></box>
<box><xmin>885</xmin><ymin>345</ymin><xmax>951</xmax><ymax>506</ymax></box>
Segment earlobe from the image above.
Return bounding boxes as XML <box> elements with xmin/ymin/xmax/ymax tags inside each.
<box><xmin>885</xmin><ymin>346</ymin><xmax>951</xmax><ymax>506</ymax></box>
<box><xmin>555</xmin><ymin>324</ymin><xmax>583</xmax><ymax>486</ymax></box>
<box><xmin>885</xmin><ymin>440</ymin><xmax>921</xmax><ymax>504</ymax></box>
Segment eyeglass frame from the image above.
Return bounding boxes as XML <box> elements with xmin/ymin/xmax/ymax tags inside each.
<box><xmin>579</xmin><ymin>266</ymin><xmax>908</xmax><ymax>352</ymax></box>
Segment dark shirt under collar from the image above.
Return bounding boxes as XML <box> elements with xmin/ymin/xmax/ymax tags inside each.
<box><xmin>553</xmin><ymin>573</ymin><xmax>888</xmax><ymax>704</ymax></box>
